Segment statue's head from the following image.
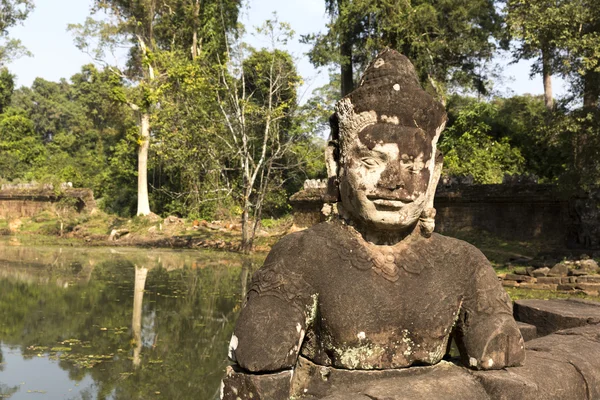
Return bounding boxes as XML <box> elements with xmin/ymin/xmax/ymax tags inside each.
<box><xmin>326</xmin><ymin>49</ymin><xmax>447</xmax><ymax>237</ymax></box>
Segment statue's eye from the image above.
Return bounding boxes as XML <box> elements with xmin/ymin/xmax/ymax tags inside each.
<box><xmin>361</xmin><ymin>157</ymin><xmax>381</xmax><ymax>168</ymax></box>
<box><xmin>409</xmin><ymin>157</ymin><xmax>425</xmax><ymax>173</ymax></box>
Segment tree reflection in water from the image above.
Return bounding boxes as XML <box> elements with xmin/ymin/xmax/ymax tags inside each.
<box><xmin>0</xmin><ymin>242</ymin><xmax>259</xmax><ymax>399</ymax></box>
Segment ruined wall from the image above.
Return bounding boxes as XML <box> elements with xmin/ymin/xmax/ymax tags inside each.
<box><xmin>0</xmin><ymin>188</ymin><xmax>96</xmax><ymax>218</ymax></box>
<box><xmin>434</xmin><ymin>184</ymin><xmax>571</xmax><ymax>246</ymax></box>
<box><xmin>290</xmin><ymin>183</ymin><xmax>599</xmax><ymax>249</ymax></box>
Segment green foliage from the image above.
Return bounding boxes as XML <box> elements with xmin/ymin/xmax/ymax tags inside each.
<box><xmin>440</xmin><ymin>99</ymin><xmax>525</xmax><ymax>183</ymax></box>
<box><xmin>0</xmin><ymin>0</ymin><xmax>34</xmax><ymax>64</ymax></box>
<box><xmin>305</xmin><ymin>0</ymin><xmax>502</xmax><ymax>96</ymax></box>
<box><xmin>0</xmin><ymin>67</ymin><xmax>13</xmax><ymax>112</ymax></box>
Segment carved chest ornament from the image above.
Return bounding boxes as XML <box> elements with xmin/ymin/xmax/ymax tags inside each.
<box><xmin>325</xmin><ymin>224</ymin><xmax>432</xmax><ymax>282</ymax></box>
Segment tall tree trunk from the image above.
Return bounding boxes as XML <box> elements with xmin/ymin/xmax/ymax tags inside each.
<box><xmin>240</xmin><ymin>198</ymin><xmax>251</xmax><ymax>254</ymax></box>
<box><xmin>137</xmin><ymin>113</ymin><xmax>151</xmax><ymax>216</ymax></box>
<box><xmin>191</xmin><ymin>0</ymin><xmax>200</xmax><ymax>59</ymax></box>
<box><xmin>338</xmin><ymin>0</ymin><xmax>353</xmax><ymax>96</ymax></box>
<box><xmin>340</xmin><ymin>39</ymin><xmax>353</xmax><ymax>96</ymax></box>
<box><xmin>542</xmin><ymin>48</ymin><xmax>553</xmax><ymax>110</ymax></box>
<box><xmin>583</xmin><ymin>70</ymin><xmax>600</xmax><ymax>110</ymax></box>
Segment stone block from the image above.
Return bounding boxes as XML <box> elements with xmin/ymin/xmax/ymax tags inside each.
<box><xmin>504</xmin><ymin>274</ymin><xmax>536</xmax><ymax>283</ymax></box>
<box><xmin>536</xmin><ymin>276</ymin><xmax>561</xmax><ymax>284</ymax></box>
<box><xmin>548</xmin><ymin>263</ymin><xmax>569</xmax><ymax>277</ymax></box>
<box><xmin>221</xmin><ymin>366</ymin><xmax>292</xmax><ymax>400</ymax></box>
<box><xmin>578</xmin><ymin>259</ymin><xmax>599</xmax><ymax>274</ymax></box>
<box><xmin>575</xmin><ymin>282</ymin><xmax>600</xmax><ymax>292</ymax></box>
<box><xmin>514</xmin><ymin>299</ymin><xmax>600</xmax><ymax>337</ymax></box>
<box><xmin>291</xmin><ymin>357</ymin><xmax>491</xmax><ymax>400</ymax></box>
<box><xmin>518</xmin><ymin>282</ymin><xmax>556</xmax><ymax>290</ymax></box>
<box><xmin>516</xmin><ymin>321</ymin><xmax>537</xmax><ymax>341</ymax></box>
<box><xmin>570</xmin><ymin>269</ymin><xmax>588</xmax><ymax>277</ymax></box>
<box><xmin>473</xmin><ymin>325</ymin><xmax>600</xmax><ymax>400</ymax></box>
<box><xmin>530</xmin><ymin>267</ymin><xmax>550</xmax><ymax>277</ymax></box>
<box><xmin>576</xmin><ymin>275</ymin><xmax>600</xmax><ymax>283</ymax></box>
<box><xmin>557</xmin><ymin>283</ymin><xmax>577</xmax><ymax>291</ymax></box>
<box><xmin>501</xmin><ymin>280</ymin><xmax>519</xmax><ymax>288</ymax></box>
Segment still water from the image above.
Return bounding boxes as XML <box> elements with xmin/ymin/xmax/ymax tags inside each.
<box><xmin>0</xmin><ymin>240</ymin><xmax>260</xmax><ymax>399</ymax></box>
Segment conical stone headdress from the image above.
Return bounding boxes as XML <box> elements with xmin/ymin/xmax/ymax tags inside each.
<box><xmin>333</xmin><ymin>49</ymin><xmax>447</xmax><ymax>153</ymax></box>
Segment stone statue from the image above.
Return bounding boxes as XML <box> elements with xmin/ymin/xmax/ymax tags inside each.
<box><xmin>223</xmin><ymin>49</ymin><xmax>525</xmax><ymax>399</ymax></box>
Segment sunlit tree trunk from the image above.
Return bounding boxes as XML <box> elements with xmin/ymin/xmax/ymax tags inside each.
<box><xmin>191</xmin><ymin>0</ymin><xmax>201</xmax><ymax>60</ymax></box>
<box><xmin>542</xmin><ymin>48</ymin><xmax>553</xmax><ymax>110</ymax></box>
<box><xmin>137</xmin><ymin>113</ymin><xmax>151</xmax><ymax>216</ymax></box>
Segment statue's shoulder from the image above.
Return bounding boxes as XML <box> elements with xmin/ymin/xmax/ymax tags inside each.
<box><xmin>269</xmin><ymin>222</ymin><xmax>340</xmax><ymax>252</ymax></box>
<box><xmin>428</xmin><ymin>233</ymin><xmax>489</xmax><ymax>265</ymax></box>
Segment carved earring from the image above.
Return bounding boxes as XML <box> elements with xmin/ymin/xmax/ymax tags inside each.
<box><xmin>419</xmin><ymin>207</ymin><xmax>436</xmax><ymax>238</ymax></box>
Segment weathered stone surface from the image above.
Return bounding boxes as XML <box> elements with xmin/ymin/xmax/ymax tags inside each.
<box><xmin>518</xmin><ymin>282</ymin><xmax>557</xmax><ymax>290</ymax></box>
<box><xmin>504</xmin><ymin>274</ymin><xmax>536</xmax><ymax>283</ymax></box>
<box><xmin>531</xmin><ymin>267</ymin><xmax>550</xmax><ymax>277</ymax></box>
<box><xmin>577</xmin><ymin>259</ymin><xmax>599</xmax><ymax>274</ymax></box>
<box><xmin>548</xmin><ymin>262</ymin><xmax>570</xmax><ymax>277</ymax></box>
<box><xmin>536</xmin><ymin>276</ymin><xmax>561</xmax><ymax>284</ymax></box>
<box><xmin>225</xmin><ymin>325</ymin><xmax>600</xmax><ymax>399</ymax></box>
<box><xmin>575</xmin><ymin>283</ymin><xmax>600</xmax><ymax>292</ymax></box>
<box><xmin>472</xmin><ymin>351</ymin><xmax>588</xmax><ymax>400</ymax></box>
<box><xmin>221</xmin><ymin>366</ymin><xmax>291</xmax><ymax>400</ymax></box>
<box><xmin>512</xmin><ymin>267</ymin><xmax>530</xmax><ymax>276</ymax></box>
<box><xmin>472</xmin><ymin>324</ymin><xmax>600</xmax><ymax>400</ymax></box>
<box><xmin>0</xmin><ymin>187</ymin><xmax>95</xmax><ymax>218</ymax></box>
<box><xmin>292</xmin><ymin>357</ymin><xmax>491</xmax><ymax>400</ymax></box>
<box><xmin>516</xmin><ymin>321</ymin><xmax>537</xmax><ymax>341</ymax></box>
<box><xmin>571</xmin><ymin>269</ymin><xmax>589</xmax><ymax>277</ymax></box>
<box><xmin>577</xmin><ymin>275</ymin><xmax>600</xmax><ymax>283</ymax></box>
<box><xmin>514</xmin><ymin>299</ymin><xmax>600</xmax><ymax>336</ymax></box>
<box><xmin>557</xmin><ymin>283</ymin><xmax>577</xmax><ymax>291</ymax></box>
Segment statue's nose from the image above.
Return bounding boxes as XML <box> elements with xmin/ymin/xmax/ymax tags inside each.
<box><xmin>376</xmin><ymin>163</ymin><xmax>408</xmax><ymax>191</ymax></box>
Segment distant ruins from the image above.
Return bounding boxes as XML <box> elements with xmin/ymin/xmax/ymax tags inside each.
<box><xmin>0</xmin><ymin>183</ymin><xmax>96</xmax><ymax>218</ymax></box>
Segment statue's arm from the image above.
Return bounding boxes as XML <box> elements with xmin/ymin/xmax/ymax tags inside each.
<box><xmin>230</xmin><ymin>237</ymin><xmax>315</xmax><ymax>373</ymax></box>
<box><xmin>453</xmin><ymin>247</ymin><xmax>525</xmax><ymax>370</ymax></box>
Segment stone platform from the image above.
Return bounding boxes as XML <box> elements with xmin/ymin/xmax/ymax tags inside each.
<box><xmin>222</xmin><ymin>299</ymin><xmax>600</xmax><ymax>400</ymax></box>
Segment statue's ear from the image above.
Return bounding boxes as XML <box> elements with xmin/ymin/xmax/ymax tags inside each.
<box><xmin>324</xmin><ymin>114</ymin><xmax>341</xmax><ymax>202</ymax></box>
<box><xmin>426</xmin><ymin>150</ymin><xmax>444</xmax><ymax>210</ymax></box>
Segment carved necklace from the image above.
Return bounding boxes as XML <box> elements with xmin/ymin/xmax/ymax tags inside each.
<box><xmin>327</xmin><ymin>221</ymin><xmax>430</xmax><ymax>282</ymax></box>
<box><xmin>368</xmin><ymin>245</ymin><xmax>401</xmax><ymax>282</ymax></box>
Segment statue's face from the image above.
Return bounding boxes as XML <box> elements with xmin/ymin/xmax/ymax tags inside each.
<box><xmin>339</xmin><ymin>123</ymin><xmax>433</xmax><ymax>231</ymax></box>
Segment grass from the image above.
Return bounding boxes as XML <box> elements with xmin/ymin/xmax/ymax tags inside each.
<box><xmin>446</xmin><ymin>229</ymin><xmax>551</xmax><ymax>266</ymax></box>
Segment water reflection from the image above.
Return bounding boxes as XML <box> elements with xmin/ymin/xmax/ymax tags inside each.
<box><xmin>0</xmin><ymin>241</ymin><xmax>260</xmax><ymax>399</ymax></box>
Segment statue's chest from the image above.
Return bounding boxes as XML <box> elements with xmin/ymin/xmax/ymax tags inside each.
<box><xmin>302</xmin><ymin>249</ymin><xmax>464</xmax><ymax>369</ymax></box>
<box><xmin>316</xmin><ymin>268</ymin><xmax>462</xmax><ymax>339</ymax></box>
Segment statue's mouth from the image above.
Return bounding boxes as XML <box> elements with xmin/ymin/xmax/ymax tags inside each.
<box><xmin>369</xmin><ymin>198</ymin><xmax>411</xmax><ymax>209</ymax></box>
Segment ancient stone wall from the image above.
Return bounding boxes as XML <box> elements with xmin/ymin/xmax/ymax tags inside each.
<box><xmin>290</xmin><ymin>183</ymin><xmax>600</xmax><ymax>249</ymax></box>
<box><xmin>0</xmin><ymin>188</ymin><xmax>96</xmax><ymax>218</ymax></box>
<box><xmin>434</xmin><ymin>184</ymin><xmax>570</xmax><ymax>246</ymax></box>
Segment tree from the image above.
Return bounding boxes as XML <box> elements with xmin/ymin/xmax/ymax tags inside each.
<box><xmin>69</xmin><ymin>0</ymin><xmax>240</xmax><ymax>216</ymax></box>
<box><xmin>440</xmin><ymin>99</ymin><xmax>525</xmax><ymax>183</ymax></box>
<box><xmin>217</xmin><ymin>19</ymin><xmax>302</xmax><ymax>252</ymax></box>
<box><xmin>504</xmin><ymin>0</ymin><xmax>565</xmax><ymax>110</ymax></box>
<box><xmin>0</xmin><ymin>0</ymin><xmax>34</xmax><ymax>64</ymax></box>
<box><xmin>304</xmin><ymin>0</ymin><xmax>502</xmax><ymax>100</ymax></box>
<box><xmin>0</xmin><ymin>67</ymin><xmax>14</xmax><ymax>113</ymax></box>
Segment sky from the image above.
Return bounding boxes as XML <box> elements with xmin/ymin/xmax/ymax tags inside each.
<box><xmin>6</xmin><ymin>0</ymin><xmax>566</xmax><ymax>99</ymax></box>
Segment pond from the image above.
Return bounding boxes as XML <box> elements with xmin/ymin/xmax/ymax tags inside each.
<box><xmin>0</xmin><ymin>239</ymin><xmax>261</xmax><ymax>399</ymax></box>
